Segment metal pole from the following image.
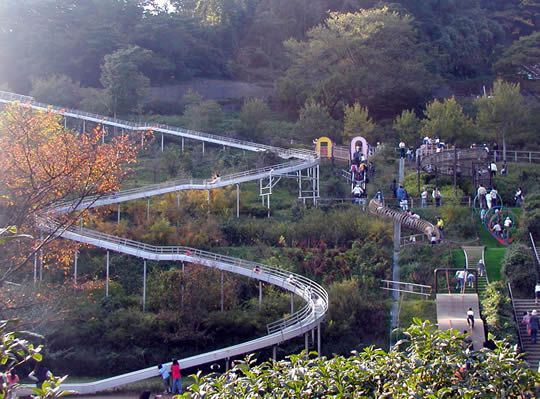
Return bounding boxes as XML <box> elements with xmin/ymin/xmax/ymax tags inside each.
<box><xmin>272</xmin><ymin>346</ymin><xmax>277</xmax><ymax>361</ymax></box>
<box><xmin>202</xmin><ymin>141</ymin><xmax>205</xmax><ymax>155</ymax></box>
<box><xmin>146</xmin><ymin>198</ymin><xmax>150</xmax><ymax>221</ymax></box>
<box><xmin>236</xmin><ymin>184</ymin><xmax>240</xmax><ymax>218</ymax></box>
<box><xmin>177</xmin><ymin>193</ymin><xmax>180</xmax><ymax>209</ymax></box>
<box><xmin>290</xmin><ymin>292</ymin><xmax>294</xmax><ymax>314</ymax></box>
<box><xmin>220</xmin><ymin>271</ymin><xmax>224</xmax><ymax>312</ymax></box>
<box><xmin>161</xmin><ymin>133</ymin><xmax>164</xmax><ymax>152</ymax></box>
<box><xmin>39</xmin><ymin>247</ymin><xmax>43</xmax><ymax>282</ymax></box>
<box><xmin>117</xmin><ymin>204</ymin><xmax>121</xmax><ymax>224</ymax></box>
<box><xmin>181</xmin><ymin>261</ymin><xmax>185</xmax><ymax>309</ymax></box>
<box><xmin>33</xmin><ymin>252</ymin><xmax>37</xmax><ymax>286</ymax></box>
<box><xmin>317</xmin><ymin>323</ymin><xmax>321</xmax><ymax>356</ymax></box>
<box><xmin>82</xmin><ymin>119</ymin><xmax>86</xmax><ymax>133</ymax></box>
<box><xmin>259</xmin><ymin>281</ymin><xmax>263</xmax><ymax>308</ymax></box>
<box><xmin>181</xmin><ymin>137</ymin><xmax>184</xmax><ymax>153</ymax></box>
<box><xmin>105</xmin><ymin>250</ymin><xmax>110</xmax><ymax>297</ymax></box>
<box><xmin>142</xmin><ymin>260</ymin><xmax>147</xmax><ymax>311</ymax></box>
<box><xmin>74</xmin><ymin>251</ymin><xmax>78</xmax><ymax>284</ymax></box>
<box><xmin>304</xmin><ymin>332</ymin><xmax>309</xmax><ymax>354</ymax></box>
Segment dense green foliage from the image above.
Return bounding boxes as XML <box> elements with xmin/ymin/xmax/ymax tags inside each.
<box><xmin>186</xmin><ymin>321</ymin><xmax>537</xmax><ymax>398</ymax></box>
<box><xmin>481</xmin><ymin>282</ymin><xmax>518</xmax><ymax>343</ymax></box>
<box><xmin>501</xmin><ymin>244</ymin><xmax>536</xmax><ymax>298</ymax></box>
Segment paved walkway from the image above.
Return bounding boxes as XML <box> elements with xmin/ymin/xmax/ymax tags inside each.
<box><xmin>436</xmin><ymin>293</ymin><xmax>485</xmax><ymax>350</ymax></box>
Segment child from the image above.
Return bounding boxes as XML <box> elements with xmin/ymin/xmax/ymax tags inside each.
<box><xmin>157</xmin><ymin>364</ymin><xmax>170</xmax><ymax>394</ymax></box>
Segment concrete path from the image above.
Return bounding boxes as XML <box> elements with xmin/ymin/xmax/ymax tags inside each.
<box><xmin>436</xmin><ymin>293</ymin><xmax>485</xmax><ymax>350</ymax></box>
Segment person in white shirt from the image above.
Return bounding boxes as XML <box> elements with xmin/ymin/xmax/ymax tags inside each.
<box><xmin>490</xmin><ymin>162</ymin><xmax>497</xmax><ymax>177</ymax></box>
<box><xmin>421</xmin><ymin>188</ymin><xmax>428</xmax><ymax>208</ymax></box>
<box><xmin>535</xmin><ymin>282</ymin><xmax>540</xmax><ymax>304</ymax></box>
<box><xmin>467</xmin><ymin>307</ymin><xmax>475</xmax><ymax>328</ymax></box>
<box><xmin>492</xmin><ymin>222</ymin><xmax>502</xmax><ymax>237</ymax></box>
<box><xmin>477</xmin><ymin>184</ymin><xmax>487</xmax><ymax>209</ymax></box>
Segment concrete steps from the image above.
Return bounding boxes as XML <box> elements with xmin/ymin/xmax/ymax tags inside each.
<box><xmin>512</xmin><ymin>299</ymin><xmax>540</xmax><ymax>370</ymax></box>
<box><xmin>462</xmin><ymin>246</ymin><xmax>487</xmax><ymax>297</ymax></box>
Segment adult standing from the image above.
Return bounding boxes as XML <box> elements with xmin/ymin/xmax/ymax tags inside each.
<box><xmin>490</xmin><ymin>162</ymin><xmax>497</xmax><ymax>178</ymax></box>
<box><xmin>436</xmin><ymin>217</ymin><xmax>444</xmax><ymax>241</ymax></box>
<box><xmin>535</xmin><ymin>282</ymin><xmax>540</xmax><ymax>305</ymax></box>
<box><xmin>522</xmin><ymin>311</ymin><xmax>531</xmax><ymax>336</ymax></box>
<box><xmin>477</xmin><ymin>184</ymin><xmax>487</xmax><ymax>209</ymax></box>
<box><xmin>170</xmin><ymin>359</ymin><xmax>182</xmax><ymax>394</ymax></box>
<box><xmin>421</xmin><ymin>187</ymin><xmax>428</xmax><ymax>208</ymax></box>
<box><xmin>477</xmin><ymin>259</ymin><xmax>486</xmax><ymax>277</ymax></box>
<box><xmin>515</xmin><ymin>187</ymin><xmax>524</xmax><ymax>207</ymax></box>
<box><xmin>432</xmin><ymin>187</ymin><xmax>442</xmax><ymax>207</ymax></box>
<box><xmin>490</xmin><ymin>188</ymin><xmax>498</xmax><ymax>208</ymax></box>
<box><xmin>529</xmin><ymin>310</ymin><xmax>539</xmax><ymax>344</ymax></box>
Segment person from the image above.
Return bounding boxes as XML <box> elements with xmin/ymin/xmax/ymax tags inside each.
<box><xmin>430</xmin><ymin>232</ymin><xmax>438</xmax><ymax>246</ymax></box>
<box><xmin>432</xmin><ymin>187</ymin><xmax>442</xmax><ymax>207</ymax></box>
<box><xmin>467</xmin><ymin>307</ymin><xmax>475</xmax><ymax>328</ymax></box>
<box><xmin>530</xmin><ymin>310</ymin><xmax>539</xmax><ymax>344</ymax></box>
<box><xmin>467</xmin><ymin>272</ymin><xmax>475</xmax><ymax>288</ymax></box>
<box><xmin>535</xmin><ymin>282</ymin><xmax>540</xmax><ymax>304</ymax></box>
<box><xmin>492</xmin><ymin>222</ymin><xmax>502</xmax><ymax>238</ymax></box>
<box><xmin>522</xmin><ymin>311</ymin><xmax>531</xmax><ymax>336</ymax></box>
<box><xmin>352</xmin><ymin>145</ymin><xmax>362</xmax><ymax>165</ymax></box>
<box><xmin>406</xmin><ymin>147</ymin><xmax>413</xmax><ymax>162</ymax></box>
<box><xmin>6</xmin><ymin>369</ymin><xmax>19</xmax><ymax>399</ymax></box>
<box><xmin>158</xmin><ymin>364</ymin><xmax>170</xmax><ymax>394</ymax></box>
<box><xmin>352</xmin><ymin>184</ymin><xmax>364</xmax><ymax>205</ymax></box>
<box><xmin>400</xmin><ymin>189</ymin><xmax>409</xmax><ymax>211</ymax></box>
<box><xmin>170</xmin><ymin>359</ymin><xmax>182</xmax><ymax>394</ymax></box>
<box><xmin>486</xmin><ymin>189</ymin><xmax>493</xmax><ymax>209</ymax></box>
<box><xmin>477</xmin><ymin>259</ymin><xmax>486</xmax><ymax>277</ymax></box>
<box><xmin>490</xmin><ymin>162</ymin><xmax>497</xmax><ymax>177</ymax></box>
<box><xmin>436</xmin><ymin>217</ymin><xmax>444</xmax><ymax>240</ymax></box>
<box><xmin>501</xmin><ymin>160</ymin><xmax>508</xmax><ymax>175</ymax></box>
<box><xmin>490</xmin><ymin>188</ymin><xmax>498</xmax><ymax>208</ymax></box>
<box><xmin>477</xmin><ymin>184</ymin><xmax>487</xmax><ymax>209</ymax></box>
<box><xmin>399</xmin><ymin>141</ymin><xmax>406</xmax><ymax>158</ymax></box>
<box><xmin>375</xmin><ymin>189</ymin><xmax>384</xmax><ymax>204</ymax></box>
<box><xmin>515</xmin><ymin>187</ymin><xmax>524</xmax><ymax>207</ymax></box>
<box><xmin>396</xmin><ymin>185</ymin><xmax>405</xmax><ymax>203</ymax></box>
<box><xmin>28</xmin><ymin>363</ymin><xmax>52</xmax><ymax>389</ymax></box>
<box><xmin>503</xmin><ymin>216</ymin><xmax>512</xmax><ymax>239</ymax></box>
<box><xmin>455</xmin><ymin>270</ymin><xmax>465</xmax><ymax>291</ymax></box>
<box><xmin>421</xmin><ymin>187</ymin><xmax>428</xmax><ymax>208</ymax></box>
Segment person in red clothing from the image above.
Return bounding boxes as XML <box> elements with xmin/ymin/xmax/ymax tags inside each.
<box><xmin>170</xmin><ymin>359</ymin><xmax>182</xmax><ymax>394</ymax></box>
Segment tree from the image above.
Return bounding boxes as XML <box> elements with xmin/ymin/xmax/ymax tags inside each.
<box><xmin>183</xmin><ymin>100</ymin><xmax>224</xmax><ymax>132</ymax></box>
<box><xmin>100</xmin><ymin>46</ymin><xmax>152</xmax><ymax>116</ymax></box>
<box><xmin>393</xmin><ymin>109</ymin><xmax>420</xmax><ymax>145</ymax></box>
<box><xmin>475</xmin><ymin>79</ymin><xmax>529</xmax><ymax>160</ymax></box>
<box><xmin>0</xmin><ymin>104</ymin><xmax>147</xmax><ymax>286</ymax></box>
<box><xmin>494</xmin><ymin>32</ymin><xmax>540</xmax><ymax>78</ymax></box>
<box><xmin>238</xmin><ymin>98</ymin><xmax>271</xmax><ymax>138</ymax></box>
<box><xmin>187</xmin><ymin>320</ymin><xmax>538</xmax><ymax>398</ymax></box>
<box><xmin>420</xmin><ymin>97</ymin><xmax>474</xmax><ymax>146</ymax></box>
<box><xmin>295</xmin><ymin>99</ymin><xmax>337</xmax><ymax>142</ymax></box>
<box><xmin>278</xmin><ymin>8</ymin><xmax>433</xmax><ymax>117</ymax></box>
<box><xmin>343</xmin><ymin>103</ymin><xmax>376</xmax><ymax>143</ymax></box>
<box><xmin>29</xmin><ymin>75</ymin><xmax>82</xmax><ymax>108</ymax></box>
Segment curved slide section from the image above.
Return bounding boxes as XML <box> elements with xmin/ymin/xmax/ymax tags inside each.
<box><xmin>3</xmin><ymin>92</ymin><xmax>327</xmax><ymax>395</ymax></box>
<box><xmin>368</xmin><ymin>199</ymin><xmax>440</xmax><ymax>240</ymax></box>
<box><xmin>419</xmin><ymin>147</ymin><xmax>488</xmax><ymax>177</ymax></box>
<box><xmin>37</xmin><ymin>221</ymin><xmax>328</xmax><ymax>394</ymax></box>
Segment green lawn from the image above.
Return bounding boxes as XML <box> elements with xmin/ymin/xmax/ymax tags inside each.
<box><xmin>484</xmin><ymin>248</ymin><xmax>506</xmax><ymax>282</ymax></box>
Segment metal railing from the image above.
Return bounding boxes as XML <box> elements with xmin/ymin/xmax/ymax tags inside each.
<box><xmin>381</xmin><ymin>280</ymin><xmax>432</xmax><ymax>297</ymax></box>
<box><xmin>507</xmin><ymin>281</ymin><xmax>524</xmax><ymax>353</ymax></box>
<box><xmin>493</xmin><ymin>150</ymin><xmax>540</xmax><ymax>164</ymax></box>
<box><xmin>0</xmin><ymin>91</ymin><xmax>316</xmax><ymax>161</ymax></box>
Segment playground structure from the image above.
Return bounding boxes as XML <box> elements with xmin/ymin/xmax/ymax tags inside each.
<box><xmin>0</xmin><ymin>91</ymin><xmax>329</xmax><ymax>395</ymax></box>
<box><xmin>472</xmin><ymin>194</ymin><xmax>517</xmax><ymax>246</ymax></box>
<box><xmin>368</xmin><ymin>199</ymin><xmax>440</xmax><ymax>241</ymax></box>
<box><xmin>313</xmin><ymin>135</ymin><xmax>372</xmax><ymax>164</ymax></box>
<box><xmin>418</xmin><ymin>146</ymin><xmax>490</xmax><ymax>187</ymax></box>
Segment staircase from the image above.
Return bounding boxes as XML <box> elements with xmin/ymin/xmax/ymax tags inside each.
<box><xmin>462</xmin><ymin>246</ymin><xmax>488</xmax><ymax>296</ymax></box>
<box><xmin>511</xmin><ymin>299</ymin><xmax>540</xmax><ymax>370</ymax></box>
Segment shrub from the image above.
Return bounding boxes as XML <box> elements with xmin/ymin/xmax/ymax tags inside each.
<box><xmin>502</xmin><ymin>243</ymin><xmax>536</xmax><ymax>298</ymax></box>
<box><xmin>481</xmin><ymin>281</ymin><xmax>517</xmax><ymax>344</ymax></box>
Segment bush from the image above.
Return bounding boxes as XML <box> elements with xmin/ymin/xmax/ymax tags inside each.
<box><xmin>481</xmin><ymin>281</ymin><xmax>517</xmax><ymax>344</ymax></box>
<box><xmin>502</xmin><ymin>244</ymin><xmax>536</xmax><ymax>298</ymax></box>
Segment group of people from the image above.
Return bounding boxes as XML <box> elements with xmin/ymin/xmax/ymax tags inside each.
<box><xmin>350</xmin><ymin>145</ymin><xmax>374</xmax><ymax>205</ymax></box>
<box><xmin>476</xmin><ymin>184</ymin><xmax>500</xmax><ymax>210</ymax></box>
<box><xmin>454</xmin><ymin>269</ymin><xmax>476</xmax><ymax>291</ymax></box>
<box><xmin>490</xmin><ymin>210</ymin><xmax>513</xmax><ymax>240</ymax></box>
<box><xmin>157</xmin><ymin>360</ymin><xmax>182</xmax><ymax>394</ymax></box>
<box><xmin>522</xmin><ymin>310</ymin><xmax>540</xmax><ymax>345</ymax></box>
<box><xmin>421</xmin><ymin>186</ymin><xmax>442</xmax><ymax>207</ymax></box>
